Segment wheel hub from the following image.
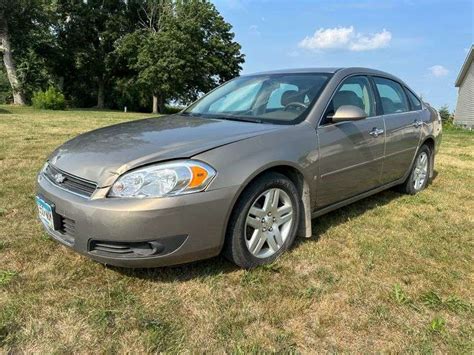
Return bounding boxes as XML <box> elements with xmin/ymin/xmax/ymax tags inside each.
<box><xmin>413</xmin><ymin>151</ymin><xmax>428</xmax><ymax>190</ymax></box>
<box><xmin>244</xmin><ymin>188</ymin><xmax>294</xmax><ymax>259</ymax></box>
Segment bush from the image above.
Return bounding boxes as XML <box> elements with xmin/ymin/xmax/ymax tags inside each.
<box><xmin>438</xmin><ymin>105</ymin><xmax>452</xmax><ymax>123</ymax></box>
<box><xmin>32</xmin><ymin>87</ymin><xmax>66</xmax><ymax>110</ymax></box>
<box><xmin>164</xmin><ymin>105</ymin><xmax>185</xmax><ymax>114</ymax></box>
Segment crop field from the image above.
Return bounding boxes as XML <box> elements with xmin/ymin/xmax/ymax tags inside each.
<box><xmin>0</xmin><ymin>106</ymin><xmax>473</xmax><ymax>352</ymax></box>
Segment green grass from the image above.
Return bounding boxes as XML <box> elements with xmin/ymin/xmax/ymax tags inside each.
<box><xmin>1</xmin><ymin>105</ymin><xmax>473</xmax><ymax>352</ymax></box>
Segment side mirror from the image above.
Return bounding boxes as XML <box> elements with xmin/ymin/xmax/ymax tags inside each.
<box><xmin>331</xmin><ymin>105</ymin><xmax>367</xmax><ymax>123</ymax></box>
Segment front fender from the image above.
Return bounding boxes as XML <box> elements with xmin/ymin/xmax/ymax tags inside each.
<box><xmin>194</xmin><ymin>122</ymin><xmax>319</xmax><ymax>243</ymax></box>
<box><xmin>195</xmin><ymin>123</ymin><xmax>318</xmax><ymax>194</ymax></box>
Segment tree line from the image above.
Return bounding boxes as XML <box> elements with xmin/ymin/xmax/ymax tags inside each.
<box><xmin>0</xmin><ymin>0</ymin><xmax>244</xmax><ymax>113</ymax></box>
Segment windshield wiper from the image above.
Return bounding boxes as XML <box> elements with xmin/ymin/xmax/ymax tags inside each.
<box><xmin>180</xmin><ymin>112</ymin><xmax>263</xmax><ymax>124</ymax></box>
<box><xmin>179</xmin><ymin>112</ymin><xmax>203</xmax><ymax>117</ymax></box>
<box><xmin>211</xmin><ymin>115</ymin><xmax>264</xmax><ymax>124</ymax></box>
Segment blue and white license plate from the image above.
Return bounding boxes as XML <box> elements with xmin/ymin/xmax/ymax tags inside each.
<box><xmin>36</xmin><ymin>196</ymin><xmax>55</xmax><ymax>230</ymax></box>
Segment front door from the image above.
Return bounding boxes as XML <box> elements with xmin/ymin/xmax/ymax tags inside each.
<box><xmin>315</xmin><ymin>75</ymin><xmax>385</xmax><ymax>208</ymax></box>
<box><xmin>372</xmin><ymin>77</ymin><xmax>422</xmax><ymax>183</ymax></box>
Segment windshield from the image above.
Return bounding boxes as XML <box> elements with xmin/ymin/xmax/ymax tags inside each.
<box><xmin>183</xmin><ymin>73</ymin><xmax>331</xmax><ymax>124</ymax></box>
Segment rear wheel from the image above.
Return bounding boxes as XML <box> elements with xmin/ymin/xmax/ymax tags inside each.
<box><xmin>397</xmin><ymin>145</ymin><xmax>431</xmax><ymax>195</ymax></box>
<box><xmin>224</xmin><ymin>172</ymin><xmax>300</xmax><ymax>268</ymax></box>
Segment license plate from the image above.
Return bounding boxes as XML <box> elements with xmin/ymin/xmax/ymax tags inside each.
<box><xmin>36</xmin><ymin>196</ymin><xmax>55</xmax><ymax>230</ymax></box>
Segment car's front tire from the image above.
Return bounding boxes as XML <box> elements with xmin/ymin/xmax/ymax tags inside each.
<box><xmin>223</xmin><ymin>172</ymin><xmax>300</xmax><ymax>269</ymax></box>
<box><xmin>398</xmin><ymin>144</ymin><xmax>432</xmax><ymax>195</ymax></box>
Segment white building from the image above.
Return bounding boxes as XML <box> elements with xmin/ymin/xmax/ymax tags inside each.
<box><xmin>454</xmin><ymin>45</ymin><xmax>474</xmax><ymax>128</ymax></box>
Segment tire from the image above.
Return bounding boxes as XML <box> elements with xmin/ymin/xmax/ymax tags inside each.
<box><xmin>223</xmin><ymin>172</ymin><xmax>300</xmax><ymax>269</ymax></box>
<box><xmin>397</xmin><ymin>145</ymin><xmax>431</xmax><ymax>195</ymax></box>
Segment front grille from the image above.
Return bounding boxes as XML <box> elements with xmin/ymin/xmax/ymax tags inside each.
<box><xmin>44</xmin><ymin>163</ymin><xmax>97</xmax><ymax>197</ymax></box>
<box><xmin>60</xmin><ymin>216</ymin><xmax>75</xmax><ymax>237</ymax></box>
<box><xmin>55</xmin><ymin>214</ymin><xmax>75</xmax><ymax>245</ymax></box>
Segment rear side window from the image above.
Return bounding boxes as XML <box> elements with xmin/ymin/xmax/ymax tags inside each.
<box><xmin>374</xmin><ymin>77</ymin><xmax>409</xmax><ymax>115</ymax></box>
<box><xmin>405</xmin><ymin>89</ymin><xmax>422</xmax><ymax>111</ymax></box>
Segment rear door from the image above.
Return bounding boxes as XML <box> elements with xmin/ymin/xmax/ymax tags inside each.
<box><xmin>372</xmin><ymin>77</ymin><xmax>421</xmax><ymax>183</ymax></box>
<box><xmin>315</xmin><ymin>75</ymin><xmax>385</xmax><ymax>208</ymax></box>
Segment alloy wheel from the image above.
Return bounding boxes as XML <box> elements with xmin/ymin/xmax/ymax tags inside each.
<box><xmin>413</xmin><ymin>151</ymin><xmax>428</xmax><ymax>190</ymax></box>
<box><xmin>244</xmin><ymin>188</ymin><xmax>294</xmax><ymax>258</ymax></box>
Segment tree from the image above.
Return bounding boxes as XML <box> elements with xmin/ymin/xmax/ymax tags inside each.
<box><xmin>0</xmin><ymin>65</ymin><xmax>11</xmax><ymax>103</ymax></box>
<box><xmin>0</xmin><ymin>0</ymin><xmax>27</xmax><ymax>104</ymax></box>
<box><xmin>438</xmin><ymin>105</ymin><xmax>452</xmax><ymax>122</ymax></box>
<box><xmin>0</xmin><ymin>0</ymin><xmax>244</xmax><ymax>111</ymax></box>
<box><xmin>53</xmin><ymin>0</ymin><xmax>132</xmax><ymax>108</ymax></box>
<box><xmin>115</xmin><ymin>0</ymin><xmax>244</xmax><ymax>113</ymax></box>
<box><xmin>0</xmin><ymin>0</ymin><xmax>58</xmax><ymax>105</ymax></box>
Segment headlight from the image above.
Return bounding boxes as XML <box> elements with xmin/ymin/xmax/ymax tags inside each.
<box><xmin>38</xmin><ymin>162</ymin><xmax>49</xmax><ymax>183</ymax></box>
<box><xmin>41</xmin><ymin>162</ymin><xmax>49</xmax><ymax>173</ymax></box>
<box><xmin>108</xmin><ymin>160</ymin><xmax>216</xmax><ymax>198</ymax></box>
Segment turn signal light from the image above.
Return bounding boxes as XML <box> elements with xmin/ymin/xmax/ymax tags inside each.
<box><xmin>189</xmin><ymin>166</ymin><xmax>209</xmax><ymax>188</ymax></box>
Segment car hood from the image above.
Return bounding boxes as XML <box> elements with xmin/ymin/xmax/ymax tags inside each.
<box><xmin>48</xmin><ymin>115</ymin><xmax>282</xmax><ymax>187</ymax></box>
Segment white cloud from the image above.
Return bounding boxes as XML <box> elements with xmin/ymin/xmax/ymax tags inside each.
<box><xmin>429</xmin><ymin>65</ymin><xmax>449</xmax><ymax>77</ymax></box>
<box><xmin>349</xmin><ymin>30</ymin><xmax>392</xmax><ymax>51</ymax></box>
<box><xmin>299</xmin><ymin>26</ymin><xmax>353</xmax><ymax>50</ymax></box>
<box><xmin>298</xmin><ymin>26</ymin><xmax>392</xmax><ymax>52</ymax></box>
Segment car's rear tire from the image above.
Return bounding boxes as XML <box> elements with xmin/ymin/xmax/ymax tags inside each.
<box><xmin>397</xmin><ymin>144</ymin><xmax>431</xmax><ymax>195</ymax></box>
<box><xmin>223</xmin><ymin>172</ymin><xmax>300</xmax><ymax>269</ymax></box>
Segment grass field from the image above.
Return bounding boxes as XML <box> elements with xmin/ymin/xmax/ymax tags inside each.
<box><xmin>1</xmin><ymin>105</ymin><xmax>473</xmax><ymax>353</ymax></box>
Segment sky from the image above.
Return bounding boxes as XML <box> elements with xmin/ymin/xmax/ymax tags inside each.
<box><xmin>213</xmin><ymin>0</ymin><xmax>473</xmax><ymax>111</ymax></box>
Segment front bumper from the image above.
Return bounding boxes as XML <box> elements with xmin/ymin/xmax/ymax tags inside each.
<box><xmin>36</xmin><ymin>174</ymin><xmax>238</xmax><ymax>267</ymax></box>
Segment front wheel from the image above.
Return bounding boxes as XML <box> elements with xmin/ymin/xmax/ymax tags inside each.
<box><xmin>223</xmin><ymin>172</ymin><xmax>300</xmax><ymax>269</ymax></box>
<box><xmin>397</xmin><ymin>145</ymin><xmax>431</xmax><ymax>195</ymax></box>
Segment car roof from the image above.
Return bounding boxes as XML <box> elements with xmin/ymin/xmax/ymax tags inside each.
<box><xmin>244</xmin><ymin>67</ymin><xmax>409</xmax><ymax>87</ymax></box>
<box><xmin>247</xmin><ymin>67</ymin><xmax>342</xmax><ymax>75</ymax></box>
<box><xmin>247</xmin><ymin>67</ymin><xmax>393</xmax><ymax>76</ymax></box>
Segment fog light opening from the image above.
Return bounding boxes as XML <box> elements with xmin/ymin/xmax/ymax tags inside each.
<box><xmin>131</xmin><ymin>241</ymin><xmax>165</xmax><ymax>256</ymax></box>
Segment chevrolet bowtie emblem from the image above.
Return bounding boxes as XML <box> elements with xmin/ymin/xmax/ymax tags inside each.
<box><xmin>54</xmin><ymin>173</ymin><xmax>65</xmax><ymax>184</ymax></box>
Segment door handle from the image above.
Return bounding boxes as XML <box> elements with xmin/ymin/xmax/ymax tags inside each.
<box><xmin>369</xmin><ymin>128</ymin><xmax>384</xmax><ymax>137</ymax></box>
<box><xmin>413</xmin><ymin>120</ymin><xmax>423</xmax><ymax>128</ymax></box>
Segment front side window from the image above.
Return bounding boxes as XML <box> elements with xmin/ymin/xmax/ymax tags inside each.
<box><xmin>321</xmin><ymin>75</ymin><xmax>375</xmax><ymax>125</ymax></box>
<box><xmin>405</xmin><ymin>88</ymin><xmax>422</xmax><ymax>111</ymax></box>
<box><xmin>184</xmin><ymin>73</ymin><xmax>331</xmax><ymax>124</ymax></box>
<box><xmin>374</xmin><ymin>77</ymin><xmax>409</xmax><ymax>114</ymax></box>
